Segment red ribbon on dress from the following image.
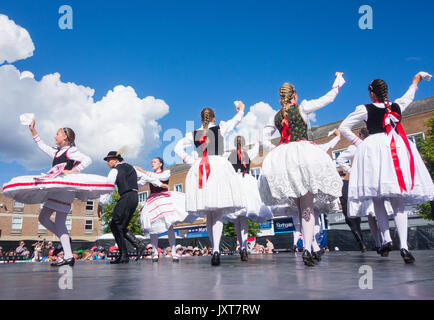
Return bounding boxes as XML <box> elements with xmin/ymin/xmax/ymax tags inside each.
<box><xmin>277</xmin><ymin>116</ymin><xmax>291</xmax><ymax>146</ymax></box>
<box><xmin>198</xmin><ymin>135</ymin><xmax>210</xmax><ymax>189</ymax></box>
<box><xmin>237</xmin><ymin>148</ymin><xmax>248</xmax><ymax>176</ymax></box>
<box><xmin>382</xmin><ymin>102</ymin><xmax>415</xmax><ymax>192</ymax></box>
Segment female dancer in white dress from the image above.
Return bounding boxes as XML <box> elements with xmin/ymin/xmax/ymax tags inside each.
<box><xmin>226</xmin><ymin>135</ymin><xmax>273</xmax><ymax>261</ymax></box>
<box><xmin>135</xmin><ymin>157</ymin><xmax>194</xmax><ymax>262</ymax></box>
<box><xmin>259</xmin><ymin>73</ymin><xmax>345</xmax><ymax>266</ymax></box>
<box><xmin>338</xmin><ymin>72</ymin><xmax>434</xmax><ymax>263</ymax></box>
<box><xmin>175</xmin><ymin>102</ymin><xmax>245</xmax><ymax>266</ymax></box>
<box><xmin>336</xmin><ymin>128</ymin><xmax>383</xmax><ymax>253</ymax></box>
<box><xmin>3</xmin><ymin>120</ymin><xmax>113</xmax><ymax>266</ymax></box>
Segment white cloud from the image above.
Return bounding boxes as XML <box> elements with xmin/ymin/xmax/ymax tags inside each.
<box><xmin>0</xmin><ymin>65</ymin><xmax>169</xmax><ymax>175</ymax></box>
<box><xmin>0</xmin><ymin>14</ymin><xmax>169</xmax><ymax>175</ymax></box>
<box><xmin>0</xmin><ymin>14</ymin><xmax>35</xmax><ymax>64</ymax></box>
<box><xmin>225</xmin><ymin>101</ymin><xmax>279</xmax><ymax>150</ymax></box>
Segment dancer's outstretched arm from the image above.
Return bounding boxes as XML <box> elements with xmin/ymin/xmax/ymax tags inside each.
<box><xmin>300</xmin><ymin>72</ymin><xmax>345</xmax><ymax>115</ymax></box>
<box><xmin>394</xmin><ymin>72</ymin><xmax>425</xmax><ymax>113</ymax></box>
<box><xmin>29</xmin><ymin>120</ymin><xmax>57</xmax><ymax>158</ymax></box>
<box><xmin>219</xmin><ymin>101</ymin><xmax>245</xmax><ymax>137</ymax></box>
<box><xmin>134</xmin><ymin>166</ymin><xmax>171</xmax><ymax>181</ymax></box>
<box><xmin>317</xmin><ymin>129</ymin><xmax>341</xmax><ymax>152</ymax></box>
<box><xmin>174</xmin><ymin>132</ymin><xmax>195</xmax><ymax>165</ymax></box>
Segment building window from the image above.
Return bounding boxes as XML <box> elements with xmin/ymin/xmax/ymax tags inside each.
<box><xmin>138</xmin><ymin>192</ymin><xmax>148</xmax><ymax>203</ymax></box>
<box><xmin>174</xmin><ymin>184</ymin><xmax>183</xmax><ymax>192</ymax></box>
<box><xmin>85</xmin><ymin>219</ymin><xmax>93</xmax><ymax>231</ymax></box>
<box><xmin>86</xmin><ymin>201</ymin><xmax>94</xmax><ymax>211</ymax></box>
<box><xmin>12</xmin><ymin>216</ymin><xmax>23</xmax><ymax>230</ymax></box>
<box><xmin>13</xmin><ymin>201</ymin><xmax>24</xmax><ymax>213</ymax></box>
<box><xmin>407</xmin><ymin>132</ymin><xmax>425</xmax><ymax>147</ymax></box>
<box><xmin>250</xmin><ymin>167</ymin><xmax>261</xmax><ymax>180</ymax></box>
<box><xmin>66</xmin><ymin>218</ymin><xmax>72</xmax><ymax>231</ymax></box>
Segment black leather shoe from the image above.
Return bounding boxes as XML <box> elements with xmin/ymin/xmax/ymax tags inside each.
<box><xmin>211</xmin><ymin>251</ymin><xmax>220</xmax><ymax>266</ymax></box>
<box><xmin>240</xmin><ymin>248</ymin><xmax>248</xmax><ymax>262</ymax></box>
<box><xmin>400</xmin><ymin>248</ymin><xmax>415</xmax><ymax>264</ymax></box>
<box><xmin>302</xmin><ymin>250</ymin><xmax>315</xmax><ymax>267</ymax></box>
<box><xmin>124</xmin><ymin>231</ymin><xmax>145</xmax><ymax>261</ymax></box>
<box><xmin>110</xmin><ymin>255</ymin><xmax>129</xmax><ymax>264</ymax></box>
<box><xmin>312</xmin><ymin>251</ymin><xmax>322</xmax><ymax>262</ymax></box>
<box><xmin>51</xmin><ymin>257</ymin><xmax>75</xmax><ymax>267</ymax></box>
<box><xmin>379</xmin><ymin>242</ymin><xmax>392</xmax><ymax>257</ymax></box>
<box><xmin>375</xmin><ymin>247</ymin><xmax>381</xmax><ymax>255</ymax></box>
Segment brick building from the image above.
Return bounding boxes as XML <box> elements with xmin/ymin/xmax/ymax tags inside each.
<box><xmin>0</xmin><ymin>195</ymin><xmax>101</xmax><ymax>242</ymax></box>
<box><xmin>0</xmin><ymin>96</ymin><xmax>432</xmax><ymax>242</ymax></box>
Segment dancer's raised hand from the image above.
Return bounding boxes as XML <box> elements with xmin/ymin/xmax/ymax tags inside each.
<box><xmin>235</xmin><ymin>101</ymin><xmax>245</xmax><ymax>113</ymax></box>
<box><xmin>29</xmin><ymin>120</ymin><xmax>37</xmax><ymax>136</ymax></box>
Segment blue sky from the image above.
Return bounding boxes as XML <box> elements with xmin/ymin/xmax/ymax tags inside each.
<box><xmin>1</xmin><ymin>0</ymin><xmax>433</xmax><ymax>184</ymax></box>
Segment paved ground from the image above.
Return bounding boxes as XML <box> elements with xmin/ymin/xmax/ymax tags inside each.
<box><xmin>1</xmin><ymin>250</ymin><xmax>433</xmax><ymax>300</ymax></box>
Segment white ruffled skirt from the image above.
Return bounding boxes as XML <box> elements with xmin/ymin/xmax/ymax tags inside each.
<box><xmin>140</xmin><ymin>191</ymin><xmax>197</xmax><ymax>234</ymax></box>
<box><xmin>348</xmin><ymin>133</ymin><xmax>434</xmax><ymax>217</ymax></box>
<box><xmin>259</xmin><ymin>141</ymin><xmax>342</xmax><ymax>216</ymax></box>
<box><xmin>2</xmin><ymin>173</ymin><xmax>114</xmax><ymax>212</ymax></box>
<box><xmin>223</xmin><ymin>172</ymin><xmax>273</xmax><ymax>223</ymax></box>
<box><xmin>185</xmin><ymin>155</ymin><xmax>244</xmax><ymax>217</ymax></box>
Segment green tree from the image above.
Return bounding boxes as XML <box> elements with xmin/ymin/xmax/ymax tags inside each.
<box><xmin>416</xmin><ymin>115</ymin><xmax>434</xmax><ymax>220</ymax></box>
<box><xmin>100</xmin><ymin>190</ymin><xmax>144</xmax><ymax>235</ymax></box>
<box><xmin>223</xmin><ymin>220</ymin><xmax>261</xmax><ymax>237</ymax></box>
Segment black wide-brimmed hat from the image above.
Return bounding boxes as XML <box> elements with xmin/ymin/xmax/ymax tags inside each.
<box><xmin>103</xmin><ymin>151</ymin><xmax>124</xmax><ymax>162</ymax></box>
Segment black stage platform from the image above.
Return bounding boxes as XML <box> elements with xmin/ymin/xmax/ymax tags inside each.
<box><xmin>1</xmin><ymin>251</ymin><xmax>433</xmax><ymax>300</ymax></box>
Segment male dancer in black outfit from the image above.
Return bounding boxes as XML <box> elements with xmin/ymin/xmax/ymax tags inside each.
<box><xmin>98</xmin><ymin>151</ymin><xmax>168</xmax><ymax>264</ymax></box>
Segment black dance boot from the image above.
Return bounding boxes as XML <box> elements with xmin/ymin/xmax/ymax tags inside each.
<box><xmin>124</xmin><ymin>230</ymin><xmax>145</xmax><ymax>261</ymax></box>
<box><xmin>302</xmin><ymin>250</ymin><xmax>315</xmax><ymax>267</ymax></box>
<box><xmin>211</xmin><ymin>251</ymin><xmax>220</xmax><ymax>266</ymax></box>
<box><xmin>51</xmin><ymin>257</ymin><xmax>75</xmax><ymax>267</ymax></box>
<box><xmin>312</xmin><ymin>251</ymin><xmax>322</xmax><ymax>262</ymax></box>
<box><xmin>379</xmin><ymin>242</ymin><xmax>392</xmax><ymax>257</ymax></box>
<box><xmin>240</xmin><ymin>248</ymin><xmax>248</xmax><ymax>262</ymax></box>
<box><xmin>352</xmin><ymin>231</ymin><xmax>367</xmax><ymax>253</ymax></box>
<box><xmin>400</xmin><ymin>248</ymin><xmax>415</xmax><ymax>264</ymax></box>
<box><xmin>110</xmin><ymin>252</ymin><xmax>129</xmax><ymax>264</ymax></box>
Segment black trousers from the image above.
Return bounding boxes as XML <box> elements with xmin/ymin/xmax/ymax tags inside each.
<box><xmin>340</xmin><ymin>181</ymin><xmax>365</xmax><ymax>245</ymax></box>
<box><xmin>110</xmin><ymin>191</ymin><xmax>138</xmax><ymax>256</ymax></box>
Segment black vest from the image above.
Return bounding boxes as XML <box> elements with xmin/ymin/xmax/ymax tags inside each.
<box><xmin>150</xmin><ymin>173</ymin><xmax>169</xmax><ymax>194</ymax></box>
<box><xmin>193</xmin><ymin>126</ymin><xmax>224</xmax><ymax>157</ymax></box>
<box><xmin>365</xmin><ymin>103</ymin><xmax>401</xmax><ymax>134</ymax></box>
<box><xmin>115</xmin><ymin>163</ymin><xmax>138</xmax><ymax>196</ymax></box>
<box><xmin>52</xmin><ymin>148</ymin><xmax>77</xmax><ymax>170</ymax></box>
<box><xmin>228</xmin><ymin>149</ymin><xmax>250</xmax><ymax>174</ymax></box>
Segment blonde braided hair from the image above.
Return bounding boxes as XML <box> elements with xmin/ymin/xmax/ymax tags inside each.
<box><xmin>201</xmin><ymin>108</ymin><xmax>215</xmax><ymax>130</ymax></box>
<box><xmin>279</xmin><ymin>83</ymin><xmax>296</xmax><ymax>118</ymax></box>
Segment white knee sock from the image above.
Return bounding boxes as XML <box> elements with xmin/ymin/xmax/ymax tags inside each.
<box><xmin>54</xmin><ymin>211</ymin><xmax>73</xmax><ymax>260</ymax></box>
<box><xmin>311</xmin><ymin>213</ymin><xmax>321</xmax><ymax>252</ymax></box>
<box><xmin>391</xmin><ymin>199</ymin><xmax>408</xmax><ymax>250</ymax></box>
<box><xmin>211</xmin><ymin>212</ymin><xmax>224</xmax><ymax>253</ymax></box>
<box><xmin>299</xmin><ymin>193</ymin><xmax>315</xmax><ymax>253</ymax></box>
<box><xmin>206</xmin><ymin>213</ymin><xmax>214</xmax><ymax>249</ymax></box>
<box><xmin>150</xmin><ymin>233</ymin><xmax>159</xmax><ymax>257</ymax></box>
<box><xmin>373</xmin><ymin>198</ymin><xmax>392</xmax><ymax>245</ymax></box>
<box><xmin>293</xmin><ymin>214</ymin><xmax>301</xmax><ymax>246</ymax></box>
<box><xmin>168</xmin><ymin>225</ymin><xmax>177</xmax><ymax>255</ymax></box>
<box><xmin>236</xmin><ymin>216</ymin><xmax>248</xmax><ymax>250</ymax></box>
<box><xmin>368</xmin><ymin>215</ymin><xmax>382</xmax><ymax>247</ymax></box>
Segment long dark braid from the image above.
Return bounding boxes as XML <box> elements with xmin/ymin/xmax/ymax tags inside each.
<box><xmin>369</xmin><ymin>79</ymin><xmax>391</xmax><ymax>107</ymax></box>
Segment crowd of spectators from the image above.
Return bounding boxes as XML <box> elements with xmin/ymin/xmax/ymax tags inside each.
<box><xmin>0</xmin><ymin>238</ymin><xmax>281</xmax><ymax>263</ymax></box>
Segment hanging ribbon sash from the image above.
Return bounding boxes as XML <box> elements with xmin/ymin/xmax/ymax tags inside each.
<box><xmin>382</xmin><ymin>103</ymin><xmax>415</xmax><ymax>192</ymax></box>
<box><xmin>237</xmin><ymin>148</ymin><xmax>248</xmax><ymax>176</ymax></box>
<box><xmin>277</xmin><ymin>116</ymin><xmax>291</xmax><ymax>146</ymax></box>
<box><xmin>198</xmin><ymin>135</ymin><xmax>211</xmax><ymax>189</ymax></box>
